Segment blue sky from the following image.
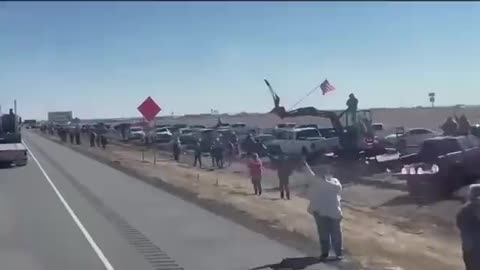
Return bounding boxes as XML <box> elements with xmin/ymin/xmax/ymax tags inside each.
<box><xmin>1</xmin><ymin>2</ymin><xmax>479</xmax><ymax>119</ymax></box>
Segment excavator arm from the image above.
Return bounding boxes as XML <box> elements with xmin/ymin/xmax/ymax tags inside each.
<box><xmin>277</xmin><ymin>107</ymin><xmax>344</xmax><ymax>134</ymax></box>
<box><xmin>264</xmin><ymin>79</ymin><xmax>344</xmax><ymax>133</ymax></box>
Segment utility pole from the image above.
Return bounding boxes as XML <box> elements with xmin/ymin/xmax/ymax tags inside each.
<box><xmin>14</xmin><ymin>100</ymin><xmax>17</xmax><ymax>130</ymax></box>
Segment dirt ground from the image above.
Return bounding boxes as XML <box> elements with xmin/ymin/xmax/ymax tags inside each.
<box><xmin>38</xmin><ymin>131</ymin><xmax>464</xmax><ymax>270</ymax></box>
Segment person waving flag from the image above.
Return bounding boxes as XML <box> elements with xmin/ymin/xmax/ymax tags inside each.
<box><xmin>320</xmin><ymin>79</ymin><xmax>336</xmax><ymax>95</ymax></box>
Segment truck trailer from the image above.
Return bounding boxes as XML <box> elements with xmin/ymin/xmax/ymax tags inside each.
<box><xmin>0</xmin><ymin>109</ymin><xmax>28</xmax><ymax>167</ymax></box>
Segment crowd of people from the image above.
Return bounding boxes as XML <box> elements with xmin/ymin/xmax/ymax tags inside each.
<box><xmin>41</xmin><ymin>124</ymin><xmax>109</xmax><ymax>149</ymax></box>
<box><xmin>39</xmin><ymin>117</ymin><xmax>480</xmax><ymax>267</ymax></box>
<box><xmin>441</xmin><ymin>114</ymin><xmax>472</xmax><ymax>136</ymax></box>
<box><xmin>171</xmin><ymin>134</ymin><xmax>238</xmax><ymax>169</ymax></box>
<box><xmin>165</xmin><ymin>117</ymin><xmax>480</xmax><ymax>265</ymax></box>
<box><xmin>165</xmin><ymin>125</ymin><xmax>345</xmax><ymax>260</ymax></box>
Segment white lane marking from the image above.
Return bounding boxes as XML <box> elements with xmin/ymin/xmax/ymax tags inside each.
<box><xmin>22</xmin><ymin>141</ymin><xmax>115</xmax><ymax>270</ymax></box>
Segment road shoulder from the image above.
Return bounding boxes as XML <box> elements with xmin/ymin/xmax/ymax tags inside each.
<box><xmin>34</xmin><ymin>131</ymin><xmax>463</xmax><ymax>270</ymax></box>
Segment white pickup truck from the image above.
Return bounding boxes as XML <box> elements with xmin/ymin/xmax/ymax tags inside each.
<box><xmin>0</xmin><ymin>143</ymin><xmax>28</xmax><ymax>166</ymax></box>
<box><xmin>264</xmin><ymin>127</ymin><xmax>339</xmax><ymax>156</ymax></box>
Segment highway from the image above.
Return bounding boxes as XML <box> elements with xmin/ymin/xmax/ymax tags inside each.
<box><xmin>0</xmin><ymin>131</ymin><xmax>338</xmax><ymax>270</ymax></box>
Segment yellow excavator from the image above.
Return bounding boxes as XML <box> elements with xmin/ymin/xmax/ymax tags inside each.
<box><xmin>264</xmin><ymin>79</ymin><xmax>387</xmax><ymax>161</ymax></box>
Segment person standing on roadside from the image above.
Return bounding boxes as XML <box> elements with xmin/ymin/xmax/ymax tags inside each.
<box><xmin>247</xmin><ymin>153</ymin><xmax>263</xmax><ymax>195</ymax></box>
<box><xmin>90</xmin><ymin>130</ymin><xmax>96</xmax><ymax>147</ymax></box>
<box><xmin>457</xmin><ymin>184</ymin><xmax>480</xmax><ymax>270</ymax></box>
<box><xmin>96</xmin><ymin>131</ymin><xmax>101</xmax><ymax>147</ymax></box>
<box><xmin>275</xmin><ymin>155</ymin><xmax>296</xmax><ymax>200</ymax></box>
<box><xmin>226</xmin><ymin>140</ymin><xmax>235</xmax><ymax>167</ymax></box>
<box><xmin>172</xmin><ymin>138</ymin><xmax>181</xmax><ymax>162</ymax></box>
<box><xmin>193</xmin><ymin>140</ymin><xmax>202</xmax><ymax>168</ymax></box>
<box><xmin>69</xmin><ymin>129</ymin><xmax>74</xmax><ymax>144</ymax></box>
<box><xmin>305</xmin><ymin>162</ymin><xmax>343</xmax><ymax>260</ymax></box>
<box><xmin>213</xmin><ymin>138</ymin><xmax>224</xmax><ymax>168</ymax></box>
<box><xmin>75</xmin><ymin>125</ymin><xmax>81</xmax><ymax>145</ymax></box>
<box><xmin>456</xmin><ymin>114</ymin><xmax>471</xmax><ymax>136</ymax></box>
<box><xmin>101</xmin><ymin>135</ymin><xmax>108</xmax><ymax>149</ymax></box>
<box><xmin>441</xmin><ymin>117</ymin><xmax>458</xmax><ymax>136</ymax></box>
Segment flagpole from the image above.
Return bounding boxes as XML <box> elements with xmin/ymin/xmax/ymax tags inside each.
<box><xmin>288</xmin><ymin>84</ymin><xmax>322</xmax><ymax>111</ymax></box>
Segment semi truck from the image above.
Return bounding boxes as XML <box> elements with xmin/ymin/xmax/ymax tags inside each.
<box><xmin>0</xmin><ymin>108</ymin><xmax>28</xmax><ymax>167</ymax></box>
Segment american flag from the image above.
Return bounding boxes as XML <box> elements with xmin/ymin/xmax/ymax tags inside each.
<box><xmin>320</xmin><ymin>79</ymin><xmax>335</xmax><ymax>95</ymax></box>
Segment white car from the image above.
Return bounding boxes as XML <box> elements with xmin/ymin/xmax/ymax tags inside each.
<box><xmin>128</xmin><ymin>127</ymin><xmax>145</xmax><ymax>141</ymax></box>
<box><xmin>155</xmin><ymin>128</ymin><xmax>173</xmax><ymax>143</ymax></box>
<box><xmin>264</xmin><ymin>127</ymin><xmax>339</xmax><ymax>156</ymax></box>
<box><xmin>384</xmin><ymin>128</ymin><xmax>439</xmax><ymax>148</ymax></box>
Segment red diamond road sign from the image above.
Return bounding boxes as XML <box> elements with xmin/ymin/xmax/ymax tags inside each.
<box><xmin>137</xmin><ymin>96</ymin><xmax>161</xmax><ymax>122</ymax></box>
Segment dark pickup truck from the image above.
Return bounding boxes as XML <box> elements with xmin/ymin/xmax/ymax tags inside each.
<box><xmin>396</xmin><ymin>135</ymin><xmax>480</xmax><ymax>198</ymax></box>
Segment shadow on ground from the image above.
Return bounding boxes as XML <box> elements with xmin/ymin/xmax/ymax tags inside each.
<box><xmin>249</xmin><ymin>256</ymin><xmax>323</xmax><ymax>270</ymax></box>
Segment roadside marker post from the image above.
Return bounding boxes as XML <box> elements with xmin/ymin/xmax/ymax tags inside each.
<box><xmin>153</xmin><ymin>148</ymin><xmax>157</xmax><ymax>166</ymax></box>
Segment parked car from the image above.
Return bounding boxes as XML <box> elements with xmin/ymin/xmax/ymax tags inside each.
<box><xmin>178</xmin><ymin>128</ymin><xmax>197</xmax><ymax>146</ymax></box>
<box><xmin>276</xmin><ymin>123</ymin><xmax>296</xmax><ymax>129</ymax></box>
<box><xmin>155</xmin><ymin>127</ymin><xmax>173</xmax><ymax>143</ymax></box>
<box><xmin>189</xmin><ymin>125</ymin><xmax>206</xmax><ymax>129</ymax></box>
<box><xmin>264</xmin><ymin>127</ymin><xmax>339</xmax><ymax>158</ymax></box>
<box><xmin>255</xmin><ymin>134</ymin><xmax>275</xmax><ymax>144</ymax></box>
<box><xmin>231</xmin><ymin>123</ymin><xmax>251</xmax><ymax>136</ymax></box>
<box><xmin>128</xmin><ymin>127</ymin><xmax>145</xmax><ymax>141</ymax></box>
<box><xmin>396</xmin><ymin>135</ymin><xmax>480</xmax><ymax>198</ymax></box>
<box><xmin>297</xmin><ymin>124</ymin><xmax>319</xmax><ymax>129</ymax></box>
<box><xmin>384</xmin><ymin>128</ymin><xmax>439</xmax><ymax>149</ymax></box>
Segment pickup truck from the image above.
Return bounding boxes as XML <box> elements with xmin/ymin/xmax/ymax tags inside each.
<box><xmin>395</xmin><ymin>135</ymin><xmax>480</xmax><ymax>198</ymax></box>
<box><xmin>264</xmin><ymin>127</ymin><xmax>339</xmax><ymax>158</ymax></box>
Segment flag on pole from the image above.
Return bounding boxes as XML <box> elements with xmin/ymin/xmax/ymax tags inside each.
<box><xmin>320</xmin><ymin>79</ymin><xmax>335</xmax><ymax>95</ymax></box>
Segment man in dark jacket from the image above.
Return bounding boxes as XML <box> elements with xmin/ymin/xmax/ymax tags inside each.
<box><xmin>213</xmin><ymin>138</ymin><xmax>224</xmax><ymax>168</ymax></box>
<box><xmin>69</xmin><ymin>129</ymin><xmax>74</xmax><ymax>144</ymax></box>
<box><xmin>193</xmin><ymin>140</ymin><xmax>202</xmax><ymax>168</ymax></box>
<box><xmin>345</xmin><ymin>93</ymin><xmax>358</xmax><ymax>124</ymax></box>
<box><xmin>172</xmin><ymin>138</ymin><xmax>181</xmax><ymax>162</ymax></box>
<box><xmin>274</xmin><ymin>155</ymin><xmax>296</xmax><ymax>200</ymax></box>
<box><xmin>226</xmin><ymin>141</ymin><xmax>235</xmax><ymax>166</ymax></box>
<box><xmin>457</xmin><ymin>184</ymin><xmax>480</xmax><ymax>270</ymax></box>
<box><xmin>90</xmin><ymin>131</ymin><xmax>96</xmax><ymax>147</ymax></box>
<box><xmin>441</xmin><ymin>117</ymin><xmax>458</xmax><ymax>136</ymax></box>
<box><xmin>101</xmin><ymin>135</ymin><xmax>108</xmax><ymax>149</ymax></box>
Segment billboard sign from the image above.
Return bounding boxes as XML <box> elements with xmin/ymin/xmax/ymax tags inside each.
<box><xmin>48</xmin><ymin>111</ymin><xmax>73</xmax><ymax>123</ymax></box>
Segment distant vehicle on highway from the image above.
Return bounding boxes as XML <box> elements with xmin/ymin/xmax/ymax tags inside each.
<box><xmin>23</xmin><ymin>119</ymin><xmax>37</xmax><ymax>129</ymax></box>
<box><xmin>384</xmin><ymin>128</ymin><xmax>439</xmax><ymax>149</ymax></box>
<box><xmin>128</xmin><ymin>127</ymin><xmax>145</xmax><ymax>141</ymax></box>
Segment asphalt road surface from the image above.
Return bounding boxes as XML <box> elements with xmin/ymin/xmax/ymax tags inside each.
<box><xmin>0</xmin><ymin>131</ymin><xmax>339</xmax><ymax>270</ymax></box>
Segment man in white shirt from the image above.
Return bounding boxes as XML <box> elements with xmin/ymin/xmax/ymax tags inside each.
<box><xmin>304</xmin><ymin>160</ymin><xmax>343</xmax><ymax>260</ymax></box>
